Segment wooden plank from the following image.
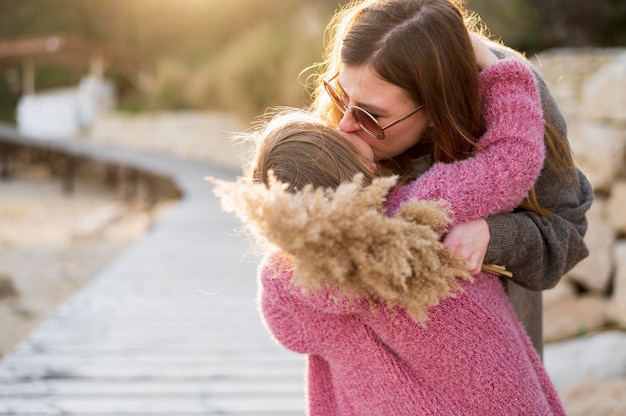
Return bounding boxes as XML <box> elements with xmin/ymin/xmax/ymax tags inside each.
<box><xmin>0</xmin><ymin>397</ymin><xmax>305</xmax><ymax>414</ymax></box>
<box><xmin>0</xmin><ymin>129</ymin><xmax>307</xmax><ymax>415</ymax></box>
<box><xmin>0</xmin><ymin>379</ymin><xmax>305</xmax><ymax>396</ymax></box>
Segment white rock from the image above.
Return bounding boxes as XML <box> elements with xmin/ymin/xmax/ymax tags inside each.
<box><xmin>544</xmin><ymin>331</ymin><xmax>626</xmax><ymax>389</ymax></box>
<box><xmin>543</xmin><ymin>294</ymin><xmax>607</xmax><ymax>343</ymax></box>
<box><xmin>569</xmin><ymin>122</ymin><xmax>626</xmax><ymax>192</ymax></box>
<box><xmin>559</xmin><ymin>376</ymin><xmax>626</xmax><ymax>416</ymax></box>
<box><xmin>581</xmin><ymin>53</ymin><xmax>626</xmax><ymax>123</ymax></box>
<box><xmin>543</xmin><ymin>281</ymin><xmax>576</xmax><ymax>307</ymax></box>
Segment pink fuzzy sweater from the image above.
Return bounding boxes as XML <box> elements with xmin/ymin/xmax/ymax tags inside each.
<box><xmin>259</xmin><ymin>60</ymin><xmax>565</xmax><ymax>415</ymax></box>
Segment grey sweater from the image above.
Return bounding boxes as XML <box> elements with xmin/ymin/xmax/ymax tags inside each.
<box><xmin>486</xmin><ymin>43</ymin><xmax>593</xmax><ymax>356</ymax></box>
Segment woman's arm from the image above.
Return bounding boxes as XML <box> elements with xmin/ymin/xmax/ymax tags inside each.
<box><xmin>386</xmin><ymin>58</ymin><xmax>545</xmax><ymax>224</ymax></box>
<box><xmin>485</xmin><ymin>164</ymin><xmax>592</xmax><ymax>289</ymax></box>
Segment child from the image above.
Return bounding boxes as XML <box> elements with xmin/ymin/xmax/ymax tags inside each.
<box><xmin>212</xmin><ymin>58</ymin><xmax>564</xmax><ymax>414</ymax></box>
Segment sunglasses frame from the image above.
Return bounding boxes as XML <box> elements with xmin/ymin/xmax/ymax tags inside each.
<box><xmin>323</xmin><ymin>73</ymin><xmax>423</xmax><ymax>140</ymax></box>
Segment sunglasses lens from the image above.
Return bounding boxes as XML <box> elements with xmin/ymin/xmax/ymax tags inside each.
<box><xmin>353</xmin><ymin>108</ymin><xmax>384</xmax><ymax>139</ymax></box>
<box><xmin>324</xmin><ymin>78</ymin><xmax>384</xmax><ymax>139</ymax></box>
<box><xmin>324</xmin><ymin>82</ymin><xmax>346</xmax><ymax>111</ymax></box>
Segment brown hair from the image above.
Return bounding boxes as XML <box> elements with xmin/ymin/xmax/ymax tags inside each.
<box><xmin>214</xmin><ymin>109</ymin><xmax>470</xmax><ymax>323</ymax></box>
<box><xmin>312</xmin><ymin>0</ymin><xmax>572</xmax><ymax>216</ymax></box>
<box><xmin>313</xmin><ymin>0</ymin><xmax>482</xmax><ymax>171</ymax></box>
<box><xmin>247</xmin><ymin>110</ymin><xmax>379</xmax><ymax>192</ymax></box>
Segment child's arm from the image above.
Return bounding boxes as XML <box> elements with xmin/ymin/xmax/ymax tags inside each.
<box><xmin>259</xmin><ymin>252</ymin><xmax>372</xmax><ymax>354</ymax></box>
<box><xmin>385</xmin><ymin>58</ymin><xmax>545</xmax><ymax>224</ymax></box>
<box><xmin>259</xmin><ymin>254</ymin><xmax>330</xmax><ymax>355</ymax></box>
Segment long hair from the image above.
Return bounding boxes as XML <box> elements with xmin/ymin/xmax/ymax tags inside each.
<box><xmin>312</xmin><ymin>0</ymin><xmax>573</xmax><ymax>216</ymax></box>
<box><xmin>313</xmin><ymin>0</ymin><xmax>482</xmax><ymax>171</ymax></box>
<box><xmin>247</xmin><ymin>110</ymin><xmax>379</xmax><ymax>192</ymax></box>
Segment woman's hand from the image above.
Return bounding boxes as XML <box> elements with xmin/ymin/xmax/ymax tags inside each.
<box><xmin>470</xmin><ymin>33</ymin><xmax>499</xmax><ymax>70</ymax></box>
<box><xmin>443</xmin><ymin>218</ymin><xmax>491</xmax><ymax>275</ymax></box>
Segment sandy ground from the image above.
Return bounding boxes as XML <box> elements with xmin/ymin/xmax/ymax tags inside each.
<box><xmin>0</xmin><ymin>163</ymin><xmax>175</xmax><ymax>357</ymax></box>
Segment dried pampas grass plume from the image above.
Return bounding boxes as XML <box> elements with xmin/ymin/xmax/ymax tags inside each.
<box><xmin>209</xmin><ymin>173</ymin><xmax>472</xmax><ymax>323</ymax></box>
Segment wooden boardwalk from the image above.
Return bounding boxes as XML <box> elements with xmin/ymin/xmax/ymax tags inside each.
<box><xmin>0</xmin><ymin>129</ymin><xmax>306</xmax><ymax>415</ymax></box>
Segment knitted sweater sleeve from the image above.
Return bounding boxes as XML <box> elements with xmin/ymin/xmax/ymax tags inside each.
<box><xmin>258</xmin><ymin>252</ymin><xmax>369</xmax><ymax>354</ymax></box>
<box><xmin>385</xmin><ymin>59</ymin><xmax>544</xmax><ymax>224</ymax></box>
<box><xmin>483</xmin><ymin>44</ymin><xmax>592</xmax><ymax>289</ymax></box>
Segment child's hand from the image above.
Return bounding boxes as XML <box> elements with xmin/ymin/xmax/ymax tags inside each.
<box><xmin>470</xmin><ymin>33</ymin><xmax>499</xmax><ymax>70</ymax></box>
<box><xmin>442</xmin><ymin>218</ymin><xmax>490</xmax><ymax>275</ymax></box>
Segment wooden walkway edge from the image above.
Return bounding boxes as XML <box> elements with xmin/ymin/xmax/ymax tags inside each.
<box><xmin>0</xmin><ymin>126</ymin><xmax>306</xmax><ymax>415</ymax></box>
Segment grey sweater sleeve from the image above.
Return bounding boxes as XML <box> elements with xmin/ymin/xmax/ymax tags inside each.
<box><xmin>484</xmin><ymin>44</ymin><xmax>593</xmax><ymax>290</ymax></box>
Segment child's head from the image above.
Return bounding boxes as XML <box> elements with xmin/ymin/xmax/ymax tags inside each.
<box><xmin>213</xmin><ymin>109</ymin><xmax>469</xmax><ymax>324</ymax></box>
<box><xmin>248</xmin><ymin>111</ymin><xmax>379</xmax><ymax>192</ymax></box>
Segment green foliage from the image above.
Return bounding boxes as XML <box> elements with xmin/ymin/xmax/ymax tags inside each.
<box><xmin>465</xmin><ymin>0</ymin><xmax>537</xmax><ymax>48</ymax></box>
<box><xmin>142</xmin><ymin>59</ymin><xmax>193</xmax><ymax>111</ymax></box>
<box><xmin>181</xmin><ymin>17</ymin><xmax>324</xmax><ymax>119</ymax></box>
<box><xmin>0</xmin><ymin>77</ymin><xmax>18</xmax><ymax>123</ymax></box>
<box><xmin>467</xmin><ymin>0</ymin><xmax>626</xmax><ymax>54</ymax></box>
<box><xmin>118</xmin><ymin>5</ymin><xmax>329</xmax><ymax>118</ymax></box>
<box><xmin>0</xmin><ymin>0</ymin><xmax>339</xmax><ymax>121</ymax></box>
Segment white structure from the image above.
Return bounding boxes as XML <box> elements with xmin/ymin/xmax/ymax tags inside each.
<box><xmin>0</xmin><ymin>35</ymin><xmax>153</xmax><ymax>140</ymax></box>
<box><xmin>17</xmin><ymin>76</ymin><xmax>115</xmax><ymax>140</ymax></box>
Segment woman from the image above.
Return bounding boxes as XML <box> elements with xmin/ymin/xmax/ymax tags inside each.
<box><xmin>310</xmin><ymin>0</ymin><xmax>593</xmax><ymax>356</ymax></box>
<box><xmin>213</xmin><ymin>54</ymin><xmax>565</xmax><ymax>414</ymax></box>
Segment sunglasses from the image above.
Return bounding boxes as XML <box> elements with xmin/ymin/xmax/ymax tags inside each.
<box><xmin>323</xmin><ymin>73</ymin><xmax>423</xmax><ymax>140</ymax></box>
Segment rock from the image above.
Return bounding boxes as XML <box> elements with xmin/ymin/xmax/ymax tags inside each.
<box><xmin>544</xmin><ymin>331</ymin><xmax>626</xmax><ymax>389</ymax></box>
<box><xmin>543</xmin><ymin>280</ymin><xmax>576</xmax><ymax>307</ymax></box>
<box><xmin>88</xmin><ymin>112</ymin><xmax>248</xmax><ymax>172</ymax></box>
<box><xmin>608</xmin><ymin>242</ymin><xmax>626</xmax><ymax>328</ymax></box>
<box><xmin>544</xmin><ymin>294</ymin><xmax>608</xmax><ymax>343</ymax></box>
<box><xmin>568</xmin><ymin>122</ymin><xmax>626</xmax><ymax>192</ymax></box>
<box><xmin>581</xmin><ymin>53</ymin><xmax>626</xmax><ymax>123</ymax></box>
<box><xmin>559</xmin><ymin>376</ymin><xmax>626</xmax><ymax>416</ymax></box>
<box><xmin>567</xmin><ymin>199</ymin><xmax>614</xmax><ymax>292</ymax></box>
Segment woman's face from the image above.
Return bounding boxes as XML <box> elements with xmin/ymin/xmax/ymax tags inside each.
<box><xmin>336</xmin><ymin>65</ymin><xmax>432</xmax><ymax>161</ymax></box>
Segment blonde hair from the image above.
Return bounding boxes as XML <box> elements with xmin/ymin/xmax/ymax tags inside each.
<box><xmin>210</xmin><ymin>108</ymin><xmax>471</xmax><ymax>323</ymax></box>
<box><xmin>246</xmin><ymin>110</ymin><xmax>379</xmax><ymax>191</ymax></box>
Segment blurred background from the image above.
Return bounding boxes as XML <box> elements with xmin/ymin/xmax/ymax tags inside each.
<box><xmin>1</xmin><ymin>0</ymin><xmax>625</xmax><ymax>124</ymax></box>
<box><xmin>1</xmin><ymin>1</ymin><xmax>626</xmax><ymax>415</ymax></box>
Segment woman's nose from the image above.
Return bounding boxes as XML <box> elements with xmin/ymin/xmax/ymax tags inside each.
<box><xmin>338</xmin><ymin>110</ymin><xmax>360</xmax><ymax>133</ymax></box>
